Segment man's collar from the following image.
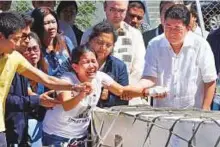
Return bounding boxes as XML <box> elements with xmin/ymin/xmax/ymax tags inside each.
<box><xmin>115</xmin><ymin>21</ymin><xmax>127</xmax><ymax>36</ymax></box>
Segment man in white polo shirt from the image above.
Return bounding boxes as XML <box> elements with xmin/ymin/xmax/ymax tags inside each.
<box><xmin>137</xmin><ymin>4</ymin><xmax>217</xmax><ymax>110</ymax></box>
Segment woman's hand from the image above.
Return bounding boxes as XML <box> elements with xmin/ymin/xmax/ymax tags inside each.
<box><xmin>39</xmin><ymin>90</ymin><xmax>61</xmax><ymax>108</ymax></box>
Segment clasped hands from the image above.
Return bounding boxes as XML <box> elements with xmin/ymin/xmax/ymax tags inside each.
<box><xmin>72</xmin><ymin>83</ymin><xmax>169</xmax><ymax>101</ymax></box>
<box><xmin>120</xmin><ymin>86</ymin><xmax>169</xmax><ymax>101</ymax></box>
<box><xmin>40</xmin><ymin>82</ymin><xmax>93</xmax><ymax>108</ymax></box>
<box><xmin>72</xmin><ymin>82</ymin><xmax>93</xmax><ymax>95</ymax></box>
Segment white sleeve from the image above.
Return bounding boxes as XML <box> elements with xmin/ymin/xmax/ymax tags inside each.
<box><xmin>129</xmin><ymin>30</ymin><xmax>146</xmax><ymax>84</ymax></box>
<box><xmin>80</xmin><ymin>28</ymin><xmax>93</xmax><ymax>45</ymax></box>
<box><xmin>56</xmin><ymin>72</ymin><xmax>78</xmax><ymax>95</ymax></box>
<box><xmin>142</xmin><ymin>41</ymin><xmax>158</xmax><ymax>78</ymax></box>
<box><xmin>198</xmin><ymin>41</ymin><xmax>217</xmax><ymax>83</ymax></box>
<box><xmin>99</xmin><ymin>72</ymin><xmax>114</xmax><ymax>87</ymax></box>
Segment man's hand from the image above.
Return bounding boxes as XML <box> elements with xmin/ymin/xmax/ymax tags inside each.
<box><xmin>120</xmin><ymin>86</ymin><xmax>169</xmax><ymax>101</ymax></box>
<box><xmin>71</xmin><ymin>82</ymin><xmax>93</xmax><ymax>99</ymax></box>
<box><xmin>81</xmin><ymin>82</ymin><xmax>93</xmax><ymax>95</ymax></box>
<box><xmin>148</xmin><ymin>86</ymin><xmax>169</xmax><ymax>98</ymax></box>
<box><xmin>39</xmin><ymin>90</ymin><xmax>61</xmax><ymax>108</ymax></box>
<box><xmin>202</xmin><ymin>105</ymin><xmax>211</xmax><ymax>111</ymax></box>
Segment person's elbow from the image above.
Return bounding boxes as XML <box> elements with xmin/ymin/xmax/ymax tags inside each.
<box><xmin>62</xmin><ymin>103</ymin><xmax>77</xmax><ymax>111</ymax></box>
<box><xmin>62</xmin><ymin>104</ymin><xmax>72</xmax><ymax>111</ymax></box>
<box><xmin>60</xmin><ymin>98</ymin><xmax>78</xmax><ymax>111</ymax></box>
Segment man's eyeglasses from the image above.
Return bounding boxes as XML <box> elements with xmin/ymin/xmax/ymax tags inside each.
<box><xmin>21</xmin><ymin>33</ymin><xmax>30</xmax><ymax>41</ymax></box>
<box><xmin>109</xmin><ymin>7</ymin><xmax>126</xmax><ymax>14</ymax></box>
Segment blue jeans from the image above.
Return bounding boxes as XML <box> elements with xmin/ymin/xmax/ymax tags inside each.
<box><xmin>28</xmin><ymin>119</ymin><xmax>42</xmax><ymax>147</ymax></box>
<box><xmin>42</xmin><ymin>131</ymin><xmax>87</xmax><ymax>147</ymax></box>
<box><xmin>0</xmin><ymin>132</ymin><xmax>7</xmax><ymax>147</ymax></box>
<box><xmin>212</xmin><ymin>102</ymin><xmax>220</xmax><ymax>110</ymax></box>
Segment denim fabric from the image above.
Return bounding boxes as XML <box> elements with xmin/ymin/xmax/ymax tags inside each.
<box><xmin>28</xmin><ymin>119</ymin><xmax>42</xmax><ymax>147</ymax></box>
<box><xmin>42</xmin><ymin>36</ymin><xmax>74</xmax><ymax>76</ymax></box>
<box><xmin>213</xmin><ymin>95</ymin><xmax>220</xmax><ymax>105</ymax></box>
<box><xmin>0</xmin><ymin>132</ymin><xmax>7</xmax><ymax>147</ymax></box>
<box><xmin>42</xmin><ymin>131</ymin><xmax>86</xmax><ymax>147</ymax></box>
<box><xmin>212</xmin><ymin>102</ymin><xmax>220</xmax><ymax>110</ymax></box>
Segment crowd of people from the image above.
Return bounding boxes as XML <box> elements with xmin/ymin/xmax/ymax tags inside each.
<box><xmin>0</xmin><ymin>0</ymin><xmax>219</xmax><ymax>147</ymax></box>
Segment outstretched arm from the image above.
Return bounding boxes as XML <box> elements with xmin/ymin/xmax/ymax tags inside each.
<box><xmin>106</xmin><ymin>80</ymin><xmax>167</xmax><ymax>100</ymax></box>
<box><xmin>21</xmin><ymin>65</ymin><xmax>82</xmax><ymax>91</ymax></box>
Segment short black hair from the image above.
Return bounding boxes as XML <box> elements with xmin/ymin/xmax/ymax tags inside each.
<box><xmin>21</xmin><ymin>13</ymin><xmax>34</xmax><ymax>26</ymax></box>
<box><xmin>165</xmin><ymin>4</ymin><xmax>190</xmax><ymax>26</ymax></box>
<box><xmin>0</xmin><ymin>11</ymin><xmax>25</xmax><ymax>38</ymax></box>
<box><xmin>128</xmin><ymin>1</ymin><xmax>145</xmax><ymax>13</ymax></box>
<box><xmin>57</xmin><ymin>1</ymin><xmax>78</xmax><ymax>17</ymax></box>
<box><xmin>89</xmin><ymin>21</ymin><xmax>118</xmax><ymax>43</ymax></box>
<box><xmin>71</xmin><ymin>44</ymin><xmax>96</xmax><ymax>64</ymax></box>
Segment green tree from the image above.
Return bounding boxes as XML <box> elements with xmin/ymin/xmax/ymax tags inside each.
<box><xmin>12</xmin><ymin>1</ymin><xmax>32</xmax><ymax>13</ymax></box>
<box><xmin>75</xmin><ymin>1</ymin><xmax>99</xmax><ymax>30</ymax></box>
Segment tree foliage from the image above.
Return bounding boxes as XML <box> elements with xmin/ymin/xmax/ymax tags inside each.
<box><xmin>75</xmin><ymin>1</ymin><xmax>97</xmax><ymax>30</ymax></box>
<box><xmin>11</xmin><ymin>1</ymin><xmax>32</xmax><ymax>13</ymax></box>
<box><xmin>11</xmin><ymin>1</ymin><xmax>101</xmax><ymax>31</ymax></box>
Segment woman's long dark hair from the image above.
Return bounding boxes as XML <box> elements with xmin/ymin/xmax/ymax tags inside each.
<box><xmin>31</xmin><ymin>7</ymin><xmax>69</xmax><ymax>55</ymax></box>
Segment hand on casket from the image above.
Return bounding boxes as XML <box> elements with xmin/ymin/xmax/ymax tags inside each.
<box><xmin>149</xmin><ymin>86</ymin><xmax>169</xmax><ymax>98</ymax></box>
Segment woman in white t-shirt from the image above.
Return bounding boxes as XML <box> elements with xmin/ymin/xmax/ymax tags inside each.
<box><xmin>42</xmin><ymin>45</ymin><xmax>167</xmax><ymax>147</ymax></box>
<box><xmin>42</xmin><ymin>45</ymin><xmax>126</xmax><ymax>146</ymax></box>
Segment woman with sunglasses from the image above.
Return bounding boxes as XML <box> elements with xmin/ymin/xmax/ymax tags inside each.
<box><xmin>22</xmin><ymin>32</ymin><xmax>54</xmax><ymax>147</ymax></box>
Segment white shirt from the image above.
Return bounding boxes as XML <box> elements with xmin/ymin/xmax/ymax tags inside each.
<box><xmin>143</xmin><ymin>31</ymin><xmax>217</xmax><ymax>108</ymax></box>
<box><xmin>43</xmin><ymin>71</ymin><xmax>114</xmax><ymax>139</ymax></box>
<box><xmin>81</xmin><ymin>21</ymin><xmax>146</xmax><ymax>85</ymax></box>
<box><xmin>194</xmin><ymin>26</ymin><xmax>209</xmax><ymax>39</ymax></box>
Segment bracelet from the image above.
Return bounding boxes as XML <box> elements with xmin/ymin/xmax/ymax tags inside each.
<box><xmin>71</xmin><ymin>84</ymin><xmax>77</xmax><ymax>91</ymax></box>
